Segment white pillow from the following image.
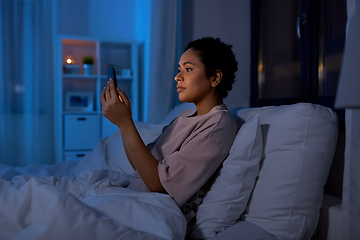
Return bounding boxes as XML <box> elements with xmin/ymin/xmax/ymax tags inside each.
<box><xmin>105</xmin><ymin>121</ymin><xmax>166</xmax><ymax>175</ymax></box>
<box><xmin>236</xmin><ymin>103</ymin><xmax>338</xmax><ymax>240</ymax></box>
<box><xmin>190</xmin><ymin>118</ymin><xmax>263</xmax><ymax>239</ymax></box>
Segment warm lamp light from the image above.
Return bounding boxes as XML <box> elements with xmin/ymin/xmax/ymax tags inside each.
<box><xmin>334</xmin><ymin>9</ymin><xmax>360</xmax><ymax>109</ymax></box>
<box><xmin>65</xmin><ymin>55</ymin><xmax>75</xmax><ymax>65</ymax></box>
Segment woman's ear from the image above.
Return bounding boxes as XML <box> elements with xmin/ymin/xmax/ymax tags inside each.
<box><xmin>211</xmin><ymin>70</ymin><xmax>223</xmax><ymax>87</ymax></box>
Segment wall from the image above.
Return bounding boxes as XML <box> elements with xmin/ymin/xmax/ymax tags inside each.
<box><xmin>57</xmin><ymin>0</ymin><xmax>90</xmax><ymax>36</ymax></box>
<box><xmin>182</xmin><ymin>0</ymin><xmax>251</xmax><ymax>108</ymax></box>
<box><xmin>57</xmin><ymin>0</ymin><xmax>136</xmax><ymax>40</ymax></box>
<box><xmin>88</xmin><ymin>0</ymin><xmax>136</xmax><ymax>39</ymax></box>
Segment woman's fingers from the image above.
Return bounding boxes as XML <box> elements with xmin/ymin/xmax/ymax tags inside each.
<box><xmin>104</xmin><ymin>81</ymin><xmax>111</xmax><ymax>101</ymax></box>
<box><xmin>101</xmin><ymin>79</ymin><xmax>128</xmax><ymax>109</ymax></box>
<box><xmin>103</xmin><ymin>79</ymin><xmax>120</xmax><ymax>102</ymax></box>
<box><xmin>100</xmin><ymin>86</ymin><xmax>107</xmax><ymax>103</ymax></box>
<box><xmin>108</xmin><ymin>78</ymin><xmax>119</xmax><ymax>98</ymax></box>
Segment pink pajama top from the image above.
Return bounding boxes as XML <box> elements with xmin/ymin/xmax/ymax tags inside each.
<box><xmin>147</xmin><ymin>104</ymin><xmax>237</xmax><ymax>223</ymax></box>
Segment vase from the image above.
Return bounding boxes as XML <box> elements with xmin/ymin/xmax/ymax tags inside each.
<box><xmin>83</xmin><ymin>64</ymin><xmax>94</xmax><ymax>75</ymax></box>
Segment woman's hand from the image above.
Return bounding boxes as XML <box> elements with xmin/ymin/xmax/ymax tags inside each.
<box><xmin>100</xmin><ymin>79</ymin><xmax>164</xmax><ymax>193</ymax></box>
<box><xmin>100</xmin><ymin>79</ymin><xmax>132</xmax><ymax>130</ymax></box>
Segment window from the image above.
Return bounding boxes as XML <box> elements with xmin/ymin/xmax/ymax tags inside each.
<box><xmin>251</xmin><ymin>0</ymin><xmax>347</xmax><ymax>124</ymax></box>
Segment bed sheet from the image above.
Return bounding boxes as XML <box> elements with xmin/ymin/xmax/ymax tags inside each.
<box><xmin>0</xmin><ymin>121</ymin><xmax>186</xmax><ymax>240</ymax></box>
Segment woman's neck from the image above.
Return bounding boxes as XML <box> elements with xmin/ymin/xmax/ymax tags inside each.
<box><xmin>195</xmin><ymin>96</ymin><xmax>223</xmax><ymax>116</ymax></box>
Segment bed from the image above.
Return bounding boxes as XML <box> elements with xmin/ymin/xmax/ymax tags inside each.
<box><xmin>0</xmin><ymin>102</ymin><xmax>338</xmax><ymax>240</ymax></box>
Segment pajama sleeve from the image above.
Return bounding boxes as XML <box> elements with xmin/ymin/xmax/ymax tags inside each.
<box><xmin>158</xmin><ymin>113</ymin><xmax>236</xmax><ymax>207</ymax></box>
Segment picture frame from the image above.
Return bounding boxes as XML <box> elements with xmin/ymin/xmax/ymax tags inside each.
<box><xmin>65</xmin><ymin>91</ymin><xmax>94</xmax><ymax>112</ymax></box>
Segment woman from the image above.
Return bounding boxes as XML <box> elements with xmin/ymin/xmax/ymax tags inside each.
<box><xmin>101</xmin><ymin>37</ymin><xmax>238</xmax><ymax>232</ymax></box>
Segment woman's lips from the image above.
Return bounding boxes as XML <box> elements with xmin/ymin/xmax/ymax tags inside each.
<box><xmin>177</xmin><ymin>86</ymin><xmax>185</xmax><ymax>93</ymax></box>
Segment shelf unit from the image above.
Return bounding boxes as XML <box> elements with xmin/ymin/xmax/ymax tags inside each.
<box><xmin>54</xmin><ymin>35</ymin><xmax>138</xmax><ymax>163</ymax></box>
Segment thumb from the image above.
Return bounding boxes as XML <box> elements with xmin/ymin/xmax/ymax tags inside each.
<box><xmin>117</xmin><ymin>87</ymin><xmax>130</xmax><ymax>105</ymax></box>
<box><xmin>116</xmin><ymin>87</ymin><xmax>124</xmax><ymax>102</ymax></box>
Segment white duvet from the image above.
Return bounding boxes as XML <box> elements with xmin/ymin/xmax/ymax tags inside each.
<box><xmin>0</xmin><ymin>121</ymin><xmax>187</xmax><ymax>240</ymax></box>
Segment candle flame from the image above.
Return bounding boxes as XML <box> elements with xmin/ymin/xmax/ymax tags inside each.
<box><xmin>66</xmin><ymin>55</ymin><xmax>74</xmax><ymax>64</ymax></box>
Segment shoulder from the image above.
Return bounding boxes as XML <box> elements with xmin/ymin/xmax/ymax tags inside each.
<box><xmin>203</xmin><ymin>105</ymin><xmax>237</xmax><ymax>133</ymax></box>
<box><xmin>205</xmin><ymin>105</ymin><xmax>237</xmax><ymax>154</ymax></box>
<box><xmin>178</xmin><ymin>104</ymin><xmax>237</xmax><ymax>152</ymax></box>
<box><xmin>167</xmin><ymin>105</ymin><xmax>237</xmax><ymax>149</ymax></box>
<box><xmin>187</xmin><ymin>104</ymin><xmax>237</xmax><ymax>134</ymax></box>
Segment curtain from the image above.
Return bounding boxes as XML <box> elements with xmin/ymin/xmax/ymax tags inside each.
<box><xmin>143</xmin><ymin>0</ymin><xmax>182</xmax><ymax>123</ymax></box>
<box><xmin>342</xmin><ymin>110</ymin><xmax>360</xmax><ymax>239</ymax></box>
<box><xmin>342</xmin><ymin>1</ymin><xmax>360</xmax><ymax>239</ymax></box>
<box><xmin>0</xmin><ymin>0</ymin><xmax>54</xmax><ymax>166</ymax></box>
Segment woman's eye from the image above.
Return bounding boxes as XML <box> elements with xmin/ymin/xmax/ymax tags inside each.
<box><xmin>186</xmin><ymin>68</ymin><xmax>192</xmax><ymax>72</ymax></box>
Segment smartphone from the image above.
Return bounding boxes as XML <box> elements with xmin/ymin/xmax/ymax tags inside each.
<box><xmin>106</xmin><ymin>67</ymin><xmax>123</xmax><ymax>102</ymax></box>
<box><xmin>107</xmin><ymin>67</ymin><xmax>118</xmax><ymax>89</ymax></box>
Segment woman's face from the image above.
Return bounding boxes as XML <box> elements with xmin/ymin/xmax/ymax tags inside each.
<box><xmin>174</xmin><ymin>48</ymin><xmax>214</xmax><ymax>104</ymax></box>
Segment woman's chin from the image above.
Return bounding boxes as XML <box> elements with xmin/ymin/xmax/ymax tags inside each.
<box><xmin>178</xmin><ymin>97</ymin><xmax>190</xmax><ymax>103</ymax></box>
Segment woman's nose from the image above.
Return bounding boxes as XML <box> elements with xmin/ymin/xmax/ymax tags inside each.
<box><xmin>174</xmin><ymin>72</ymin><xmax>182</xmax><ymax>82</ymax></box>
